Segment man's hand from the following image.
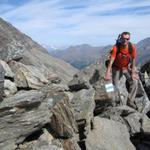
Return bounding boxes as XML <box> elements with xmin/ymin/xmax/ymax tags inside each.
<box><xmin>131</xmin><ymin>72</ymin><xmax>139</xmax><ymax>80</ymax></box>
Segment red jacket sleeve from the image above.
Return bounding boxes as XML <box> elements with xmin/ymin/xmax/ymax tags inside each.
<box><xmin>111</xmin><ymin>45</ymin><xmax>117</xmax><ymax>59</ymax></box>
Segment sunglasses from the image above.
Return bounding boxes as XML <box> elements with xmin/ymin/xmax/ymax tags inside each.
<box><xmin>122</xmin><ymin>38</ymin><xmax>130</xmax><ymax>42</ymax></box>
<box><xmin>122</xmin><ymin>38</ymin><xmax>130</xmax><ymax>41</ymax></box>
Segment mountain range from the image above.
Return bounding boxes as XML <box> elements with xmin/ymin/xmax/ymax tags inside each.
<box><xmin>49</xmin><ymin>44</ymin><xmax>111</xmax><ymax>69</ymax></box>
<box><xmin>49</xmin><ymin>38</ymin><xmax>150</xmax><ymax>69</ymax></box>
<box><xmin>136</xmin><ymin>37</ymin><xmax>150</xmax><ymax>66</ymax></box>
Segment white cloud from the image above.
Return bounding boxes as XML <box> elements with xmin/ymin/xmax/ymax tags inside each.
<box><xmin>0</xmin><ymin>0</ymin><xmax>150</xmax><ymax>46</ymax></box>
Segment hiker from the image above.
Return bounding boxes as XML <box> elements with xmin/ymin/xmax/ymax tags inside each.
<box><xmin>105</xmin><ymin>31</ymin><xmax>139</xmax><ymax>108</ymax></box>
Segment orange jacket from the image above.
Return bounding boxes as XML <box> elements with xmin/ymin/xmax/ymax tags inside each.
<box><xmin>111</xmin><ymin>44</ymin><xmax>136</xmax><ymax>70</ymax></box>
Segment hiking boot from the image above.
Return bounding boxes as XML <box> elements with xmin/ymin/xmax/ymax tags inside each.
<box><xmin>127</xmin><ymin>100</ymin><xmax>137</xmax><ymax>110</ymax></box>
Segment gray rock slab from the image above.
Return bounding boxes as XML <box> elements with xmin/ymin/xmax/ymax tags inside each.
<box><xmin>0</xmin><ymin>90</ymin><xmax>51</xmax><ymax>150</ymax></box>
<box><xmin>70</xmin><ymin>88</ymin><xmax>95</xmax><ymax>136</ymax></box>
<box><xmin>86</xmin><ymin>117</ymin><xmax>136</xmax><ymax>150</ymax></box>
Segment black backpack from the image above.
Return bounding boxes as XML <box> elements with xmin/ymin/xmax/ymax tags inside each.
<box><xmin>105</xmin><ymin>35</ymin><xmax>133</xmax><ymax>68</ymax></box>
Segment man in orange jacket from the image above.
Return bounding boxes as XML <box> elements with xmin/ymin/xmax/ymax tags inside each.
<box><xmin>105</xmin><ymin>31</ymin><xmax>138</xmax><ymax>108</ymax></box>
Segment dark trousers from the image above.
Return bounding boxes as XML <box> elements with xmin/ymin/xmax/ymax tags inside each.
<box><xmin>112</xmin><ymin>68</ymin><xmax>138</xmax><ymax>103</ymax></box>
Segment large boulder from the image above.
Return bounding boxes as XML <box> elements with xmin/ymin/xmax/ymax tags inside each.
<box><xmin>48</xmin><ymin>94</ymin><xmax>78</xmax><ymax>138</ymax></box>
<box><xmin>0</xmin><ymin>90</ymin><xmax>51</xmax><ymax>150</ymax></box>
<box><xmin>69</xmin><ymin>88</ymin><xmax>95</xmax><ymax>138</ymax></box>
<box><xmin>8</xmin><ymin>61</ymin><xmax>49</xmax><ymax>89</ymax></box>
<box><xmin>86</xmin><ymin>117</ymin><xmax>136</xmax><ymax>150</ymax></box>
<box><xmin>68</xmin><ymin>74</ymin><xmax>90</xmax><ymax>91</ymax></box>
<box><xmin>41</xmin><ymin>84</ymin><xmax>78</xmax><ymax>138</ymax></box>
<box><xmin>99</xmin><ymin>106</ymin><xmax>144</xmax><ymax>135</ymax></box>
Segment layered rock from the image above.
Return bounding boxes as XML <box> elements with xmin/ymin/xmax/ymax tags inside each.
<box><xmin>0</xmin><ymin>90</ymin><xmax>50</xmax><ymax>149</ymax></box>
<box><xmin>0</xmin><ymin>84</ymin><xmax>79</xmax><ymax>150</ymax></box>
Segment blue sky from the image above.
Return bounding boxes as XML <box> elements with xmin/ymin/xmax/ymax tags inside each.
<box><xmin>0</xmin><ymin>0</ymin><xmax>150</xmax><ymax>48</ymax></box>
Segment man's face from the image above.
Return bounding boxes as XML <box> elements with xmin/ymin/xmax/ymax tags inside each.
<box><xmin>121</xmin><ymin>34</ymin><xmax>130</xmax><ymax>46</ymax></box>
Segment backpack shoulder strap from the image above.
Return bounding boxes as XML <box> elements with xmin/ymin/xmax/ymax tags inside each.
<box><xmin>116</xmin><ymin>44</ymin><xmax>120</xmax><ymax>54</ymax></box>
<box><xmin>128</xmin><ymin>42</ymin><xmax>133</xmax><ymax>54</ymax></box>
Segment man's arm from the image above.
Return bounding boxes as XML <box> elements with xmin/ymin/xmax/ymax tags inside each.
<box><xmin>131</xmin><ymin>58</ymin><xmax>138</xmax><ymax>80</ymax></box>
<box><xmin>131</xmin><ymin>58</ymin><xmax>136</xmax><ymax>71</ymax></box>
<box><xmin>130</xmin><ymin>44</ymin><xmax>138</xmax><ymax>80</ymax></box>
<box><xmin>105</xmin><ymin>45</ymin><xmax>117</xmax><ymax>80</ymax></box>
<box><xmin>105</xmin><ymin>57</ymin><xmax>115</xmax><ymax>80</ymax></box>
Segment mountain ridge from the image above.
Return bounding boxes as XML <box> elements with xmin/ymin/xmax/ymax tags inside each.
<box><xmin>0</xmin><ymin>17</ymin><xmax>78</xmax><ymax>83</ymax></box>
<box><xmin>50</xmin><ymin>44</ymin><xmax>112</xmax><ymax>69</ymax></box>
<box><xmin>49</xmin><ymin>37</ymin><xmax>150</xmax><ymax>69</ymax></box>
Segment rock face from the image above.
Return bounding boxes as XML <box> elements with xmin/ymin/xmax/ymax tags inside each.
<box><xmin>0</xmin><ymin>17</ymin><xmax>79</xmax><ymax>150</ymax></box>
<box><xmin>0</xmin><ymin>18</ymin><xmax>78</xmax><ymax>83</ymax></box>
<box><xmin>0</xmin><ymin>85</ymin><xmax>79</xmax><ymax>150</ymax></box>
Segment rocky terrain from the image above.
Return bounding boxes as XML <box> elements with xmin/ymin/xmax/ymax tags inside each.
<box><xmin>1</xmin><ymin>17</ymin><xmax>150</xmax><ymax>150</ymax></box>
